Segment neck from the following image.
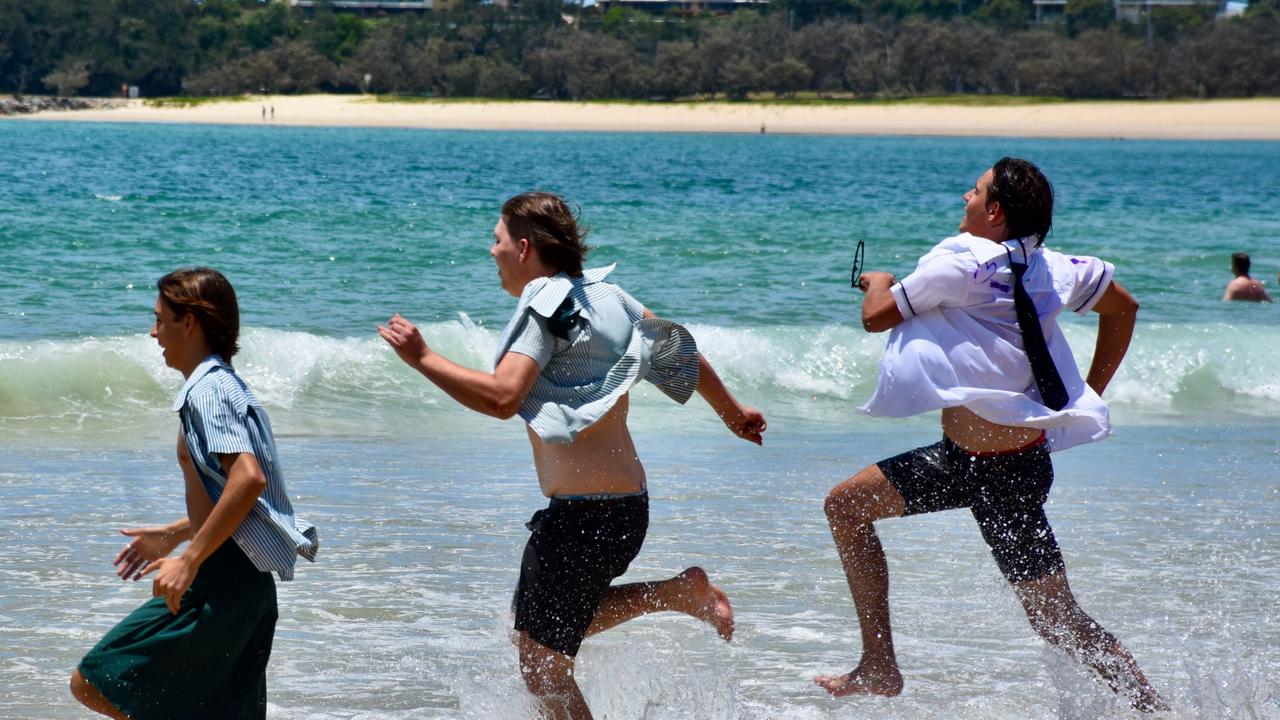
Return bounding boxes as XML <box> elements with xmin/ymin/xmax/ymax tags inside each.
<box><xmin>511</xmin><ymin>263</ymin><xmax>559</xmax><ymax>296</ymax></box>
<box><xmin>175</xmin><ymin>347</ymin><xmax>214</xmax><ymax>379</ymax></box>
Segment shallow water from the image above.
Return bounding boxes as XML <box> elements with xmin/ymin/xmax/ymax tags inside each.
<box><xmin>3</xmin><ymin>419</ymin><xmax>1277</xmax><ymax>719</ymax></box>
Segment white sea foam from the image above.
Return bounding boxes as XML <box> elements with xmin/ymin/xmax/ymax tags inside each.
<box><xmin>3</xmin><ymin>319</ymin><xmax>1276</xmax><ymax>441</ymax></box>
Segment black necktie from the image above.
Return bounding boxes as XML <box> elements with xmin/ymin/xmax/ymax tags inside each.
<box><xmin>1007</xmin><ymin>241</ymin><xmax>1069</xmax><ymax>411</ymax></box>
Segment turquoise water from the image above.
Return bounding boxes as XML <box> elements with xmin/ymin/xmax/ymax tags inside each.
<box><xmin>1</xmin><ymin>121</ymin><xmax>1278</xmax><ymax>719</ymax></box>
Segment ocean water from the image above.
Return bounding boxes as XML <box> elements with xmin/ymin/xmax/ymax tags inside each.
<box><xmin>1</xmin><ymin>121</ymin><xmax>1278</xmax><ymax>719</ymax></box>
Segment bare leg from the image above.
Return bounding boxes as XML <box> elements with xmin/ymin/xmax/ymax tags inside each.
<box><xmin>1014</xmin><ymin>571</ymin><xmax>1168</xmax><ymax>713</ymax></box>
<box><xmin>517</xmin><ymin>632</ymin><xmax>592</xmax><ymax>720</ymax></box>
<box><xmin>70</xmin><ymin>669</ymin><xmax>128</xmax><ymax>720</ymax></box>
<box><xmin>586</xmin><ymin>567</ymin><xmax>733</xmax><ymax>641</ymax></box>
<box><xmin>814</xmin><ymin>464</ymin><xmax>908</xmax><ymax>697</ymax></box>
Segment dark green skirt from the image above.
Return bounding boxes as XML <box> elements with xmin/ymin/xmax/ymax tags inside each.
<box><xmin>78</xmin><ymin>540</ymin><xmax>278</xmax><ymax>720</ymax></box>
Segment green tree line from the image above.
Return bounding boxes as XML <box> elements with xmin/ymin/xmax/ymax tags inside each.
<box><xmin>1</xmin><ymin>0</ymin><xmax>1277</xmax><ymax>100</ymax></box>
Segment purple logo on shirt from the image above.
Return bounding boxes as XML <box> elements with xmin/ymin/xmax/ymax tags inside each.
<box><xmin>1070</xmin><ymin>257</ymin><xmax>1085</xmax><ymax>264</ymax></box>
<box><xmin>973</xmin><ymin>260</ymin><xmax>999</xmax><ymax>284</ymax></box>
<box><xmin>989</xmin><ymin>280</ymin><xmax>1011</xmax><ymax>293</ymax></box>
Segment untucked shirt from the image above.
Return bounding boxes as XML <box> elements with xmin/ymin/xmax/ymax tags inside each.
<box><xmin>173</xmin><ymin>355</ymin><xmax>319</xmax><ymax>580</ymax></box>
<box><xmin>861</xmin><ymin>233</ymin><xmax>1115</xmax><ymax>452</ymax></box>
<box><xmin>494</xmin><ymin>264</ymin><xmax>698</xmax><ymax>444</ymax></box>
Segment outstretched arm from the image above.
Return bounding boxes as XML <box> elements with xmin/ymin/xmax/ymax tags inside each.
<box><xmin>640</xmin><ymin>308</ymin><xmax>765</xmax><ymax>445</ymax></box>
<box><xmin>379</xmin><ymin>313</ymin><xmax>541</xmax><ymax>419</ymax></box>
<box><xmin>695</xmin><ymin>354</ymin><xmax>766</xmax><ymax>445</ymax></box>
<box><xmin>1086</xmin><ymin>280</ymin><xmax>1139</xmax><ymax>396</ymax></box>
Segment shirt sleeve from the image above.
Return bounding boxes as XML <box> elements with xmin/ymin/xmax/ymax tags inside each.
<box><xmin>504</xmin><ymin>310</ymin><xmax>554</xmax><ymax>368</ymax></box>
<box><xmin>890</xmin><ymin>251</ymin><xmax>975</xmax><ymax>320</ymax></box>
<box><xmin>1063</xmin><ymin>255</ymin><xmax>1115</xmax><ymax>315</ymax></box>
<box><xmin>187</xmin><ymin>384</ymin><xmax>254</xmax><ymax>456</ymax></box>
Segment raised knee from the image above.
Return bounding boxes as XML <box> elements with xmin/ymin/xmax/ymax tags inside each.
<box><xmin>69</xmin><ymin>669</ymin><xmax>92</xmax><ymax>706</ymax></box>
<box><xmin>825</xmin><ymin>479</ymin><xmax>875</xmax><ymax>525</ymax></box>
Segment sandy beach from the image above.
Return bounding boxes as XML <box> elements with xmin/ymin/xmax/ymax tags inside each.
<box><xmin>9</xmin><ymin>93</ymin><xmax>1280</xmax><ymax>140</ymax></box>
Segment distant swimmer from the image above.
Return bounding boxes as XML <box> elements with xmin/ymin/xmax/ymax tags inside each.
<box><xmin>71</xmin><ymin>268</ymin><xmax>318</xmax><ymax>719</ymax></box>
<box><xmin>815</xmin><ymin>158</ymin><xmax>1166</xmax><ymax>712</ymax></box>
<box><xmin>379</xmin><ymin>192</ymin><xmax>765</xmax><ymax>720</ymax></box>
<box><xmin>1223</xmin><ymin>252</ymin><xmax>1272</xmax><ymax>302</ymax></box>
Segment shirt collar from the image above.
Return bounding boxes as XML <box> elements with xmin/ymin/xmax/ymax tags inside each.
<box><xmin>523</xmin><ymin>263</ymin><xmax>617</xmax><ymax>317</ymax></box>
<box><xmin>171</xmin><ymin>354</ymin><xmax>230</xmax><ymax>411</ymax></box>
<box><xmin>959</xmin><ymin>233</ymin><xmax>1042</xmax><ymax>265</ymax></box>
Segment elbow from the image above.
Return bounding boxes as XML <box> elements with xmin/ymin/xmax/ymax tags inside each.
<box><xmin>1116</xmin><ymin>297</ymin><xmax>1140</xmax><ymax>326</ymax></box>
<box><xmin>490</xmin><ymin>392</ymin><xmax>524</xmax><ymax>420</ymax></box>
<box><xmin>860</xmin><ymin>295</ymin><xmax>900</xmax><ymax>333</ymax></box>
<box><xmin>230</xmin><ymin>470</ymin><xmax>267</xmax><ymax>501</ymax></box>
<box><xmin>862</xmin><ymin>315</ymin><xmax>891</xmax><ymax>333</ymax></box>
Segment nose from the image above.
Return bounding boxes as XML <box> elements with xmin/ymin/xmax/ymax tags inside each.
<box><xmin>150</xmin><ymin>324</ymin><xmax>158</xmax><ymax>339</ymax></box>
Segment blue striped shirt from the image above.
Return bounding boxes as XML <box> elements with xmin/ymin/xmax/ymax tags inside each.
<box><xmin>495</xmin><ymin>265</ymin><xmax>700</xmax><ymax>444</ymax></box>
<box><xmin>172</xmin><ymin>355</ymin><xmax>319</xmax><ymax>580</ymax></box>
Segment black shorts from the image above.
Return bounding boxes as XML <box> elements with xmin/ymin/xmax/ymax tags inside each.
<box><xmin>513</xmin><ymin>493</ymin><xmax>648</xmax><ymax>657</ymax></box>
<box><xmin>877</xmin><ymin>435</ymin><xmax>1066</xmax><ymax>584</ymax></box>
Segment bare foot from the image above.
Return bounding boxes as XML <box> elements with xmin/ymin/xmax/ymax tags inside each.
<box><xmin>814</xmin><ymin>663</ymin><xmax>904</xmax><ymax>698</ymax></box>
<box><xmin>677</xmin><ymin>567</ymin><xmax>734</xmax><ymax>642</ymax></box>
<box><xmin>1128</xmin><ymin>685</ymin><xmax>1171</xmax><ymax>714</ymax></box>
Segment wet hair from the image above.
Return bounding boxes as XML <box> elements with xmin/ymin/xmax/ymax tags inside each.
<box><xmin>501</xmin><ymin>192</ymin><xmax>590</xmax><ymax>277</ymax></box>
<box><xmin>156</xmin><ymin>267</ymin><xmax>240</xmax><ymax>362</ymax></box>
<box><xmin>1231</xmin><ymin>252</ymin><xmax>1251</xmax><ymax>276</ymax></box>
<box><xmin>988</xmin><ymin>157</ymin><xmax>1054</xmax><ymax>246</ymax></box>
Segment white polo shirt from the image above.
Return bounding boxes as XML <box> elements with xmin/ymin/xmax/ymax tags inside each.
<box><xmin>861</xmin><ymin>233</ymin><xmax>1115</xmax><ymax>452</ymax></box>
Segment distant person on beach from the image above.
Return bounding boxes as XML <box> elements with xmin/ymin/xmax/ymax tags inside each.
<box><xmin>816</xmin><ymin>158</ymin><xmax>1166</xmax><ymax>711</ymax></box>
<box><xmin>379</xmin><ymin>192</ymin><xmax>765</xmax><ymax>720</ymax></box>
<box><xmin>71</xmin><ymin>268</ymin><xmax>318</xmax><ymax>719</ymax></box>
<box><xmin>1223</xmin><ymin>252</ymin><xmax>1272</xmax><ymax>302</ymax></box>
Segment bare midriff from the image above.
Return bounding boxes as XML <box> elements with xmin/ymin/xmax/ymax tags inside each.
<box><xmin>178</xmin><ymin>435</ymin><xmax>216</xmax><ymax>537</ymax></box>
<box><xmin>528</xmin><ymin>394</ymin><xmax>647</xmax><ymax>498</ymax></box>
<box><xmin>942</xmin><ymin>405</ymin><xmax>1044</xmax><ymax>454</ymax></box>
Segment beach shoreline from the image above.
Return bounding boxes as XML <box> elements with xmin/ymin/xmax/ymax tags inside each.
<box><xmin>6</xmin><ymin>94</ymin><xmax>1280</xmax><ymax>140</ymax></box>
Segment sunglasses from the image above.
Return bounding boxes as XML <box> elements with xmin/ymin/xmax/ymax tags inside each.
<box><xmin>850</xmin><ymin>240</ymin><xmax>865</xmax><ymax>289</ymax></box>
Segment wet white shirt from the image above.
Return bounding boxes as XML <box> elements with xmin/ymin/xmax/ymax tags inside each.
<box><xmin>861</xmin><ymin>233</ymin><xmax>1115</xmax><ymax>452</ymax></box>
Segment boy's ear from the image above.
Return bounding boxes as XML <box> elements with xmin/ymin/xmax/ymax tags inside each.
<box><xmin>987</xmin><ymin>200</ymin><xmax>1006</xmax><ymax>227</ymax></box>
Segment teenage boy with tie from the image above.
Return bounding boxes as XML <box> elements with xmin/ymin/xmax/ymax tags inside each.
<box><xmin>815</xmin><ymin>158</ymin><xmax>1166</xmax><ymax>712</ymax></box>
